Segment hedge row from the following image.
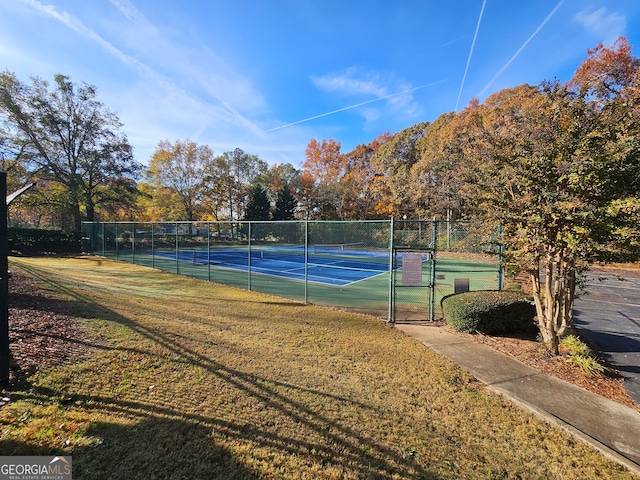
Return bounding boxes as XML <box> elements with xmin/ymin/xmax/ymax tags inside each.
<box><xmin>441</xmin><ymin>290</ymin><xmax>536</xmax><ymax>334</ymax></box>
<box><xmin>8</xmin><ymin>228</ymin><xmax>81</xmax><ymax>254</ymax></box>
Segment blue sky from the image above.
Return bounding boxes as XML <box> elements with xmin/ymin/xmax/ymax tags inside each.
<box><xmin>1</xmin><ymin>0</ymin><xmax>639</xmax><ymax>167</ymax></box>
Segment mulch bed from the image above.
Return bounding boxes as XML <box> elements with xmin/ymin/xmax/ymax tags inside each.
<box><xmin>4</xmin><ymin>269</ymin><xmax>95</xmax><ymax>387</ymax></box>
<box><xmin>449</xmin><ymin>326</ymin><xmax>640</xmax><ymax>411</ymax></box>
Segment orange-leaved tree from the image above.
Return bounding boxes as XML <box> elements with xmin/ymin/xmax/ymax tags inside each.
<box><xmin>341</xmin><ymin>132</ymin><xmax>392</xmax><ymax>219</ymax></box>
<box><xmin>302</xmin><ymin>138</ymin><xmax>346</xmax><ymax>219</ymax></box>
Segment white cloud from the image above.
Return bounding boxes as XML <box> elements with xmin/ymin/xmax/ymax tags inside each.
<box><xmin>361</xmin><ymin>107</ymin><xmax>381</xmax><ymax>125</ymax></box>
<box><xmin>311</xmin><ymin>68</ymin><xmax>388</xmax><ymax>97</ymax></box>
<box><xmin>103</xmin><ymin>1</ymin><xmax>266</xmax><ymax>116</ymax></box>
<box><xmin>309</xmin><ymin>68</ymin><xmax>422</xmax><ymax>121</ymax></box>
<box><xmin>267</xmin><ymin>72</ymin><xmax>445</xmax><ymax>134</ymax></box>
<box><xmin>17</xmin><ymin>0</ymin><xmax>267</xmax><ymax>144</ymax></box>
<box><xmin>575</xmin><ymin>8</ymin><xmax>626</xmax><ymax>45</ymax></box>
<box><xmin>6</xmin><ymin>0</ymin><xmax>307</xmax><ymax>166</ymax></box>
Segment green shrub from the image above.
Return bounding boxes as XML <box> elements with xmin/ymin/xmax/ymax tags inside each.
<box><xmin>442</xmin><ymin>290</ymin><xmax>536</xmax><ymax>334</ymax></box>
<box><xmin>8</xmin><ymin>227</ymin><xmax>81</xmax><ymax>254</ymax></box>
<box><xmin>560</xmin><ymin>334</ymin><xmax>605</xmax><ymax>376</ymax></box>
<box><xmin>560</xmin><ymin>334</ymin><xmax>591</xmax><ymax>357</ymax></box>
<box><xmin>565</xmin><ymin>354</ymin><xmax>605</xmax><ymax>376</ymax></box>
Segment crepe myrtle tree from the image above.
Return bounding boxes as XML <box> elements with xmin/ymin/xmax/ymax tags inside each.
<box><xmin>449</xmin><ymin>38</ymin><xmax>640</xmax><ymax>354</ymax></box>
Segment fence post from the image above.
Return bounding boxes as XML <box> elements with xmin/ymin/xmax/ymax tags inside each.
<box><xmin>430</xmin><ymin>220</ymin><xmax>438</xmax><ymax>322</ymax></box>
<box><xmin>498</xmin><ymin>224</ymin><xmax>504</xmax><ymax>290</ymax></box>
<box><xmin>175</xmin><ymin>222</ymin><xmax>179</xmax><ymax>274</ymax></box>
<box><xmin>388</xmin><ymin>217</ymin><xmax>394</xmax><ymax>323</ymax></box>
<box><xmin>151</xmin><ymin>223</ymin><xmax>155</xmax><ymax>269</ymax></box>
<box><xmin>447</xmin><ymin>209</ymin><xmax>451</xmax><ymax>251</ymax></box>
<box><xmin>248</xmin><ymin>222</ymin><xmax>252</xmax><ymax>291</ymax></box>
<box><xmin>101</xmin><ymin>222</ymin><xmax>105</xmax><ymax>256</ymax></box>
<box><xmin>207</xmin><ymin>222</ymin><xmax>211</xmax><ymax>282</ymax></box>
<box><xmin>0</xmin><ymin>173</ymin><xmax>9</xmax><ymax>387</ymax></box>
<box><xmin>304</xmin><ymin>221</ymin><xmax>309</xmax><ymax>304</ymax></box>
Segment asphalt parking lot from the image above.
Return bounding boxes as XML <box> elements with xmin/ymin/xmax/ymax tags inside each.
<box><xmin>573</xmin><ymin>268</ymin><xmax>640</xmax><ymax>404</ymax></box>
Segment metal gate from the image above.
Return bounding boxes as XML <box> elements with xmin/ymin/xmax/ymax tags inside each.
<box><xmin>392</xmin><ymin>247</ymin><xmax>436</xmax><ymax>322</ymax></box>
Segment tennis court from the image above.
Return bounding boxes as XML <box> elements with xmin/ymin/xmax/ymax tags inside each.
<box><xmin>83</xmin><ymin>219</ymin><xmax>502</xmax><ymax>320</ymax></box>
<box><xmin>153</xmin><ymin>244</ymin><xmax>392</xmax><ymax>287</ymax></box>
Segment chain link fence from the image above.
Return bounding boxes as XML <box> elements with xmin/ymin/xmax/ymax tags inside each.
<box><xmin>392</xmin><ymin>220</ymin><xmax>503</xmax><ymax>321</ymax></box>
<box><xmin>82</xmin><ymin>220</ymin><xmax>502</xmax><ymax>321</ymax></box>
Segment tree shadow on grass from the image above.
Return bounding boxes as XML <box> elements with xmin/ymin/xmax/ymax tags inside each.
<box><xmin>5</xmin><ymin>267</ymin><xmax>443</xmax><ymax>479</ymax></box>
<box><xmin>1</xmin><ymin>416</ymin><xmax>259</xmax><ymax>480</ymax></box>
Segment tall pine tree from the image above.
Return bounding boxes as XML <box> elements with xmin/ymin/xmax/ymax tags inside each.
<box><xmin>273</xmin><ymin>184</ymin><xmax>296</xmax><ymax>220</ymax></box>
<box><xmin>244</xmin><ymin>184</ymin><xmax>271</xmax><ymax>220</ymax></box>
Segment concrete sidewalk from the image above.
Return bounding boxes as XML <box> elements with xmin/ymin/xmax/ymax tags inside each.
<box><xmin>395</xmin><ymin>323</ymin><xmax>640</xmax><ymax>476</ymax></box>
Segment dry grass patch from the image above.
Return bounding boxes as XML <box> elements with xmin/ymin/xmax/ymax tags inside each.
<box><xmin>0</xmin><ymin>256</ymin><xmax>636</xmax><ymax>479</ymax></box>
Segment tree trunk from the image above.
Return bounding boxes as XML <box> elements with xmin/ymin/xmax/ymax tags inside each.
<box><xmin>85</xmin><ymin>194</ymin><xmax>96</xmax><ymax>223</ymax></box>
<box><xmin>68</xmin><ymin>184</ymin><xmax>83</xmax><ymax>234</ymax></box>
<box><xmin>531</xmin><ymin>253</ymin><xmax>559</xmax><ymax>354</ymax></box>
<box><xmin>529</xmin><ymin>247</ymin><xmax>578</xmax><ymax>355</ymax></box>
<box><xmin>70</xmin><ymin>201</ymin><xmax>82</xmax><ymax>234</ymax></box>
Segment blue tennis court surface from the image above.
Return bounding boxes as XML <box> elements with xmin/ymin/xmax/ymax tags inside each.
<box><xmin>153</xmin><ymin>246</ymin><xmax>391</xmax><ymax>286</ymax></box>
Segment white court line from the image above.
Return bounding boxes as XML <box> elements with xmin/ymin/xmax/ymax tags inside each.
<box><xmin>152</xmin><ymin>252</ymin><xmax>384</xmax><ymax>286</ymax></box>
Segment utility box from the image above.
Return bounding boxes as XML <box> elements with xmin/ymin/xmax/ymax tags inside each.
<box><xmin>454</xmin><ymin>278</ymin><xmax>470</xmax><ymax>294</ymax></box>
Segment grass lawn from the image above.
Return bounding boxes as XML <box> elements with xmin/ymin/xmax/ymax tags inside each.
<box><xmin>0</xmin><ymin>256</ymin><xmax>635</xmax><ymax>479</ymax></box>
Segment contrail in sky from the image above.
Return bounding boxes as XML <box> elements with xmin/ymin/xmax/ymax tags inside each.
<box><xmin>266</xmin><ymin>80</ymin><xmax>446</xmax><ymax>132</ymax></box>
<box><xmin>20</xmin><ymin>0</ymin><xmax>265</xmax><ymax>137</ymax></box>
<box><xmin>478</xmin><ymin>0</ymin><xmax>564</xmax><ymax>98</ymax></box>
<box><xmin>455</xmin><ymin>0</ymin><xmax>486</xmax><ymax>111</ymax></box>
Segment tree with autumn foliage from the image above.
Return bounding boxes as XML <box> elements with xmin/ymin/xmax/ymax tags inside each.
<box><xmin>290</xmin><ymin>171</ymin><xmax>317</xmax><ymax>220</ymax></box>
<box><xmin>302</xmin><ymin>138</ymin><xmax>348</xmax><ymax>219</ymax></box>
<box><xmin>207</xmin><ymin>148</ymin><xmax>268</xmax><ymax>223</ymax></box>
<box><xmin>340</xmin><ymin>132</ymin><xmax>392</xmax><ymax>219</ymax></box>
<box><xmin>410</xmin><ymin>112</ymin><xmax>471</xmax><ymax>220</ymax></box>
<box><xmin>452</xmin><ymin>37</ymin><xmax>640</xmax><ymax>354</ymax></box>
<box><xmin>370</xmin><ymin>122</ymin><xmax>430</xmax><ymax>218</ymax></box>
<box><xmin>147</xmin><ymin>139</ymin><xmax>215</xmax><ymax>221</ymax></box>
<box><xmin>254</xmin><ymin>162</ymin><xmax>300</xmax><ymax>219</ymax></box>
<box><xmin>567</xmin><ymin>37</ymin><xmax>640</xmax><ymax>259</ymax></box>
<box><xmin>260</xmin><ymin>163</ymin><xmax>300</xmax><ymax>196</ymax></box>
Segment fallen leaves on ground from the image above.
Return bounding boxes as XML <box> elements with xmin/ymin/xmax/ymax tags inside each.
<box><xmin>5</xmin><ymin>270</ymin><xmax>96</xmax><ymax>386</ymax></box>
